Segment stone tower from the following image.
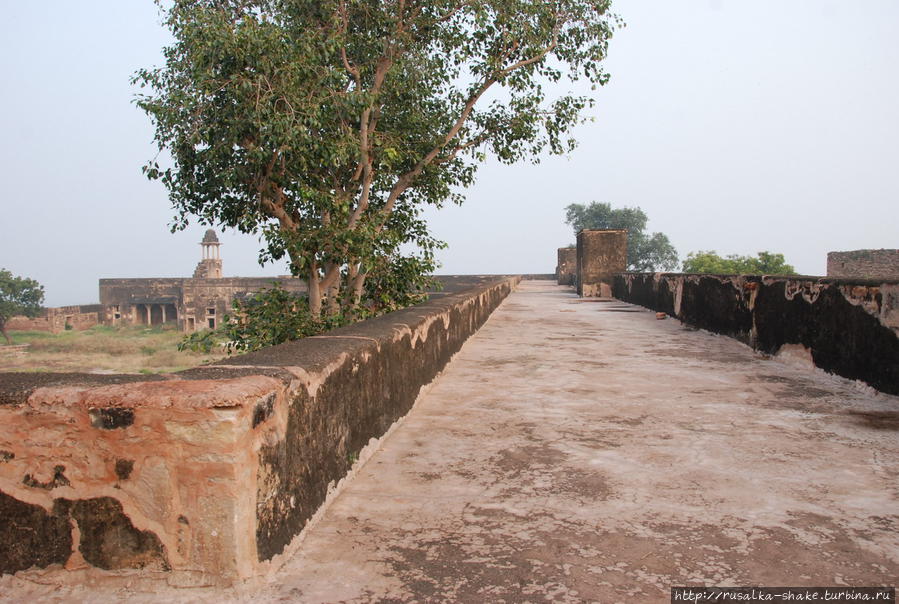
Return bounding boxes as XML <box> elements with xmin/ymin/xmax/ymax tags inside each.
<box><xmin>193</xmin><ymin>229</ymin><xmax>223</xmax><ymax>279</ymax></box>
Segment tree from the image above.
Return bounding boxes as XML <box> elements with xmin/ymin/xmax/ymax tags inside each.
<box><xmin>0</xmin><ymin>269</ymin><xmax>44</xmax><ymax>345</ymax></box>
<box><xmin>564</xmin><ymin>202</ymin><xmax>678</xmax><ymax>271</ymax></box>
<box><xmin>136</xmin><ymin>0</ymin><xmax>619</xmax><ymax>320</ymax></box>
<box><xmin>682</xmin><ymin>251</ymin><xmax>796</xmax><ymax>275</ymax></box>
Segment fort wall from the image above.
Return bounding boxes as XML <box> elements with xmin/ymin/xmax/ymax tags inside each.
<box><xmin>613</xmin><ymin>273</ymin><xmax>899</xmax><ymax>395</ymax></box>
<box><xmin>0</xmin><ymin>276</ymin><xmax>518</xmax><ymax>583</ymax></box>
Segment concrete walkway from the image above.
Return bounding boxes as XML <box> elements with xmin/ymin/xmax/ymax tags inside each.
<box><xmin>3</xmin><ymin>280</ymin><xmax>897</xmax><ymax>602</ymax></box>
<box><xmin>259</xmin><ymin>280</ymin><xmax>899</xmax><ymax>602</ymax></box>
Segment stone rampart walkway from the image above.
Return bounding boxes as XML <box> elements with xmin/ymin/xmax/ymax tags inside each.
<box><xmin>3</xmin><ymin>280</ymin><xmax>897</xmax><ymax>602</ymax></box>
<box><xmin>261</xmin><ymin>280</ymin><xmax>898</xmax><ymax>602</ymax></box>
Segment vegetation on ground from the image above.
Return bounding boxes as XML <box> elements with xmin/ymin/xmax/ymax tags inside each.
<box><xmin>0</xmin><ymin>325</ymin><xmax>227</xmax><ymax>374</ymax></box>
<box><xmin>682</xmin><ymin>251</ymin><xmax>797</xmax><ymax>275</ymax></box>
<box><xmin>135</xmin><ymin>0</ymin><xmax>619</xmax><ymax>328</ymax></box>
<box><xmin>564</xmin><ymin>202</ymin><xmax>679</xmax><ymax>271</ymax></box>
<box><xmin>0</xmin><ymin>269</ymin><xmax>44</xmax><ymax>345</ymax></box>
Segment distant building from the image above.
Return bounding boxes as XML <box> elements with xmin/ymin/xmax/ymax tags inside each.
<box><xmin>827</xmin><ymin>249</ymin><xmax>899</xmax><ymax>280</ymax></box>
<box><xmin>99</xmin><ymin>230</ymin><xmax>306</xmax><ymax>331</ymax></box>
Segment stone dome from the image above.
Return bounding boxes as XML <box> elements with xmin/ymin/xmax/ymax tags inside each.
<box><xmin>202</xmin><ymin>229</ymin><xmax>220</xmax><ymax>244</ymax></box>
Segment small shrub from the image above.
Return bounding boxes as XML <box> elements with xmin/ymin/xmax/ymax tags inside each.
<box><xmin>221</xmin><ymin>285</ymin><xmax>338</xmax><ymax>353</ymax></box>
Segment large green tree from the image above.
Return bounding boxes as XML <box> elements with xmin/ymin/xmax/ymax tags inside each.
<box><xmin>682</xmin><ymin>250</ymin><xmax>796</xmax><ymax>275</ymax></box>
<box><xmin>0</xmin><ymin>269</ymin><xmax>44</xmax><ymax>345</ymax></box>
<box><xmin>565</xmin><ymin>202</ymin><xmax>678</xmax><ymax>271</ymax></box>
<box><xmin>136</xmin><ymin>0</ymin><xmax>618</xmax><ymax>319</ymax></box>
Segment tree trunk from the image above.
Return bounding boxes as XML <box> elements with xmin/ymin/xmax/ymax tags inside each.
<box><xmin>343</xmin><ymin>262</ymin><xmax>359</xmax><ymax>308</ymax></box>
<box><xmin>324</xmin><ymin>279</ymin><xmax>340</xmax><ymax>316</ymax></box>
<box><xmin>308</xmin><ymin>263</ymin><xmax>322</xmax><ymax>319</ymax></box>
<box><xmin>0</xmin><ymin>323</ymin><xmax>11</xmax><ymax>346</ymax></box>
<box><xmin>348</xmin><ymin>271</ymin><xmax>367</xmax><ymax>318</ymax></box>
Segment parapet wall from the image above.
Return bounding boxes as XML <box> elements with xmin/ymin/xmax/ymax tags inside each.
<box><xmin>0</xmin><ymin>276</ymin><xmax>518</xmax><ymax>584</ymax></box>
<box><xmin>613</xmin><ymin>273</ymin><xmax>899</xmax><ymax>395</ymax></box>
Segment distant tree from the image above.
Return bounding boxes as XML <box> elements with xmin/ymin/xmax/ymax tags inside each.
<box><xmin>564</xmin><ymin>202</ymin><xmax>678</xmax><ymax>271</ymax></box>
<box><xmin>682</xmin><ymin>251</ymin><xmax>796</xmax><ymax>275</ymax></box>
<box><xmin>0</xmin><ymin>269</ymin><xmax>45</xmax><ymax>345</ymax></box>
<box><xmin>135</xmin><ymin>0</ymin><xmax>619</xmax><ymax>321</ymax></box>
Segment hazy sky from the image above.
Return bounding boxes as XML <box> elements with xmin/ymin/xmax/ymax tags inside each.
<box><xmin>2</xmin><ymin>1</ymin><xmax>897</xmax><ymax>306</ymax></box>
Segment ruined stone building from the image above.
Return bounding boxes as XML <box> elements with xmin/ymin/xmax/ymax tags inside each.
<box><xmin>99</xmin><ymin>230</ymin><xmax>306</xmax><ymax>331</ymax></box>
<box><xmin>827</xmin><ymin>249</ymin><xmax>899</xmax><ymax>280</ymax></box>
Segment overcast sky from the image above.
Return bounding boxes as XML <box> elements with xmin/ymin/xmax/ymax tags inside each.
<box><xmin>2</xmin><ymin>1</ymin><xmax>897</xmax><ymax>306</ymax></box>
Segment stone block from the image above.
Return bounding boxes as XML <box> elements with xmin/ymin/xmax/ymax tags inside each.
<box><xmin>556</xmin><ymin>248</ymin><xmax>576</xmax><ymax>286</ymax></box>
<box><xmin>576</xmin><ymin>229</ymin><xmax>627</xmax><ymax>297</ymax></box>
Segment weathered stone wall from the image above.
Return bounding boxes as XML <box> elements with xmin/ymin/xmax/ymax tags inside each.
<box><xmin>556</xmin><ymin>247</ymin><xmax>576</xmax><ymax>285</ymax></box>
<box><xmin>0</xmin><ymin>376</ymin><xmax>280</xmax><ymax>582</ymax></box>
<box><xmin>613</xmin><ymin>273</ymin><xmax>899</xmax><ymax>394</ymax></box>
<box><xmin>6</xmin><ymin>305</ymin><xmax>101</xmax><ymax>334</ymax></box>
<box><xmin>827</xmin><ymin>249</ymin><xmax>899</xmax><ymax>279</ymax></box>
<box><xmin>0</xmin><ymin>276</ymin><xmax>518</xmax><ymax>583</ymax></box>
<box><xmin>576</xmin><ymin>229</ymin><xmax>627</xmax><ymax>297</ymax></box>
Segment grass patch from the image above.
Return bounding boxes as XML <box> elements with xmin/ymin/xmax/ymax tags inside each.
<box><xmin>1</xmin><ymin>325</ymin><xmax>230</xmax><ymax>374</ymax></box>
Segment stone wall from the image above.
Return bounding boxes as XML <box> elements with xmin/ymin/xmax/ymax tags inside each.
<box><xmin>556</xmin><ymin>248</ymin><xmax>576</xmax><ymax>285</ymax></box>
<box><xmin>576</xmin><ymin>229</ymin><xmax>627</xmax><ymax>297</ymax></box>
<box><xmin>0</xmin><ymin>276</ymin><xmax>518</xmax><ymax>583</ymax></box>
<box><xmin>827</xmin><ymin>249</ymin><xmax>899</xmax><ymax>279</ymax></box>
<box><xmin>613</xmin><ymin>273</ymin><xmax>899</xmax><ymax>394</ymax></box>
<box><xmin>6</xmin><ymin>305</ymin><xmax>101</xmax><ymax>334</ymax></box>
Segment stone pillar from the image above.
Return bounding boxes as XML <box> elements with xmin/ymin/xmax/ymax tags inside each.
<box><xmin>576</xmin><ymin>229</ymin><xmax>628</xmax><ymax>297</ymax></box>
<box><xmin>556</xmin><ymin>248</ymin><xmax>577</xmax><ymax>286</ymax></box>
<box><xmin>146</xmin><ymin>305</ymin><xmax>152</xmax><ymax>325</ymax></box>
<box><xmin>161</xmin><ymin>305</ymin><xmax>167</xmax><ymax>324</ymax></box>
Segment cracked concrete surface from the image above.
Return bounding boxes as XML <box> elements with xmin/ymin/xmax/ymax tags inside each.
<box><xmin>3</xmin><ymin>280</ymin><xmax>898</xmax><ymax>602</ymax></box>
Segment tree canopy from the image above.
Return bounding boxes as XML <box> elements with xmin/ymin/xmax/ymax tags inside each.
<box><xmin>136</xmin><ymin>0</ymin><xmax>619</xmax><ymax>319</ymax></box>
<box><xmin>681</xmin><ymin>251</ymin><xmax>797</xmax><ymax>275</ymax></box>
<box><xmin>564</xmin><ymin>202</ymin><xmax>678</xmax><ymax>271</ymax></box>
<box><xmin>0</xmin><ymin>269</ymin><xmax>44</xmax><ymax>345</ymax></box>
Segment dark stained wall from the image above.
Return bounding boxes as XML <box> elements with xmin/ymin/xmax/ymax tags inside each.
<box><xmin>614</xmin><ymin>273</ymin><xmax>899</xmax><ymax>395</ymax></box>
